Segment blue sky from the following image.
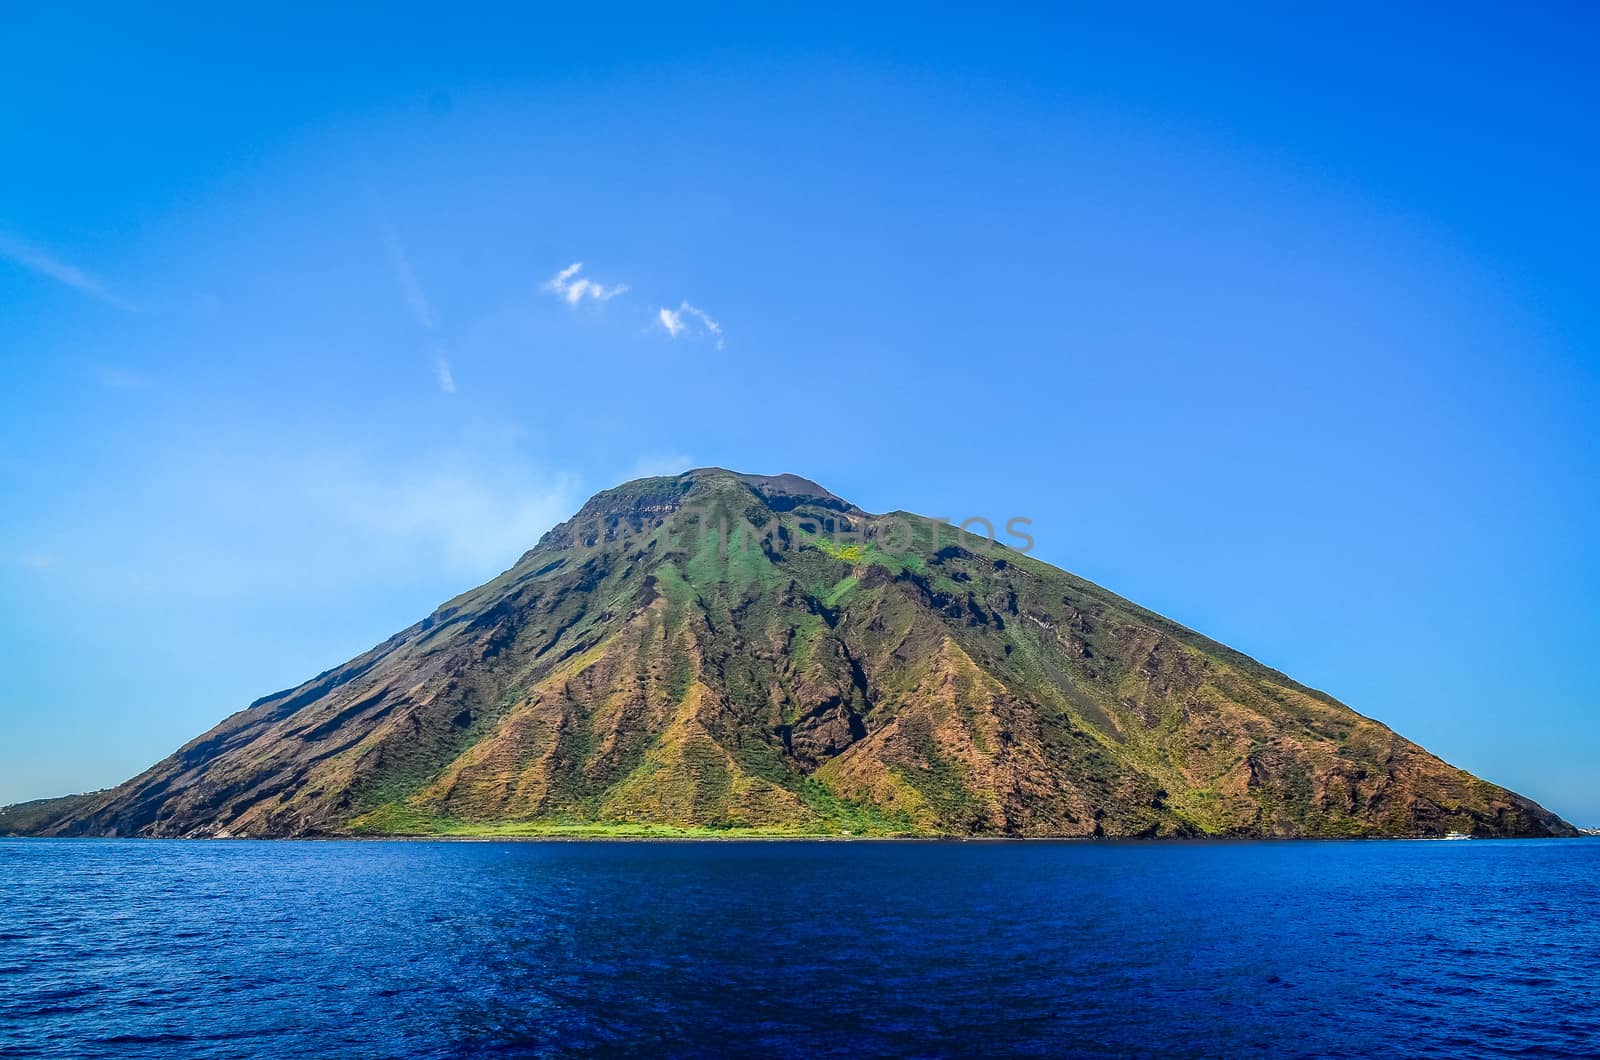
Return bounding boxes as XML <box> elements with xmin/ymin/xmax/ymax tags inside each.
<box><xmin>2</xmin><ymin>5</ymin><xmax>1597</xmax><ymax>823</ymax></box>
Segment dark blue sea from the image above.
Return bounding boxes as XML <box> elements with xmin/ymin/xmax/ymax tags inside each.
<box><xmin>2</xmin><ymin>839</ymin><xmax>1597</xmax><ymax>1058</ymax></box>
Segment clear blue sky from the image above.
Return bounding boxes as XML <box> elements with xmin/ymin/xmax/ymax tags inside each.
<box><xmin>2</xmin><ymin>5</ymin><xmax>1596</xmax><ymax>823</ymax></box>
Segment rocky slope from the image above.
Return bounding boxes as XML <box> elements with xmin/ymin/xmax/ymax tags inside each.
<box><xmin>4</xmin><ymin>469</ymin><xmax>1576</xmax><ymax>838</ymax></box>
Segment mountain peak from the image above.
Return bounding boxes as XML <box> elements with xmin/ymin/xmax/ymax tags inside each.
<box><xmin>626</xmin><ymin>467</ymin><xmax>853</xmax><ymax>510</ymax></box>
<box><xmin>530</xmin><ymin>469</ymin><xmax>856</xmax><ymax>556</ymax></box>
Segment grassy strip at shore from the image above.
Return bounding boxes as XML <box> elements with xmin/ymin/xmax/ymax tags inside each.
<box><xmin>346</xmin><ymin>802</ymin><xmax>917</xmax><ymax>839</ymax></box>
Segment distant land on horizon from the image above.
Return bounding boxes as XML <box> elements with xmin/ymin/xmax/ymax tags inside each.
<box><xmin>0</xmin><ymin>469</ymin><xmax>1578</xmax><ymax>840</ymax></box>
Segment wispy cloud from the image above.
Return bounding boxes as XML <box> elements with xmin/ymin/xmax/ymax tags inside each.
<box><xmin>378</xmin><ymin>219</ymin><xmax>458</xmax><ymax>395</ymax></box>
<box><xmin>0</xmin><ymin>229</ymin><xmax>133</xmax><ymax>310</ymax></box>
<box><xmin>94</xmin><ymin>366</ymin><xmax>144</xmax><ymax>389</ymax></box>
<box><xmin>320</xmin><ymin>456</ymin><xmax>577</xmax><ymax>575</ymax></box>
<box><xmin>623</xmin><ymin>452</ymin><xmax>694</xmax><ymax>481</ymax></box>
<box><xmin>544</xmin><ymin>262</ymin><xmax>628</xmax><ymax>305</ymax></box>
<box><xmin>60</xmin><ymin>430</ymin><xmax>584</xmax><ymax>593</ymax></box>
<box><xmin>379</xmin><ymin>221</ymin><xmax>437</xmax><ymax>330</ymax></box>
<box><xmin>657</xmin><ymin>301</ymin><xmax>724</xmax><ymax>349</ymax></box>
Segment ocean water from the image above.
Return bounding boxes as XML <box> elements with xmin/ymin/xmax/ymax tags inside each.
<box><xmin>2</xmin><ymin>839</ymin><xmax>1597</xmax><ymax>1058</ymax></box>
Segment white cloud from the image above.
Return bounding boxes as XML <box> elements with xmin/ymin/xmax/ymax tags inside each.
<box><xmin>543</xmin><ymin>262</ymin><xmax>628</xmax><ymax>305</ymax></box>
<box><xmin>657</xmin><ymin>301</ymin><xmax>724</xmax><ymax>349</ymax></box>
<box><xmin>0</xmin><ymin>229</ymin><xmax>133</xmax><ymax>310</ymax></box>
<box><xmin>658</xmin><ymin>306</ymin><xmax>686</xmax><ymax>337</ymax></box>
<box><xmin>434</xmin><ymin>356</ymin><xmax>456</xmax><ymax>394</ymax></box>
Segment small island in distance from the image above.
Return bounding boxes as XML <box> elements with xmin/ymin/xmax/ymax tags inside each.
<box><xmin>2</xmin><ymin>469</ymin><xmax>1577</xmax><ymax>840</ymax></box>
